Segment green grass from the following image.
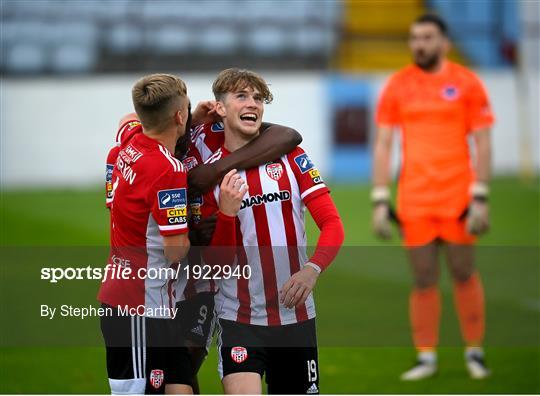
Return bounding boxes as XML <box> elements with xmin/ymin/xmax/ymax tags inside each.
<box><xmin>1</xmin><ymin>177</ymin><xmax>539</xmax><ymax>394</ymax></box>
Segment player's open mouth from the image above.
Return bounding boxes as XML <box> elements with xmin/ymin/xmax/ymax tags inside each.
<box><xmin>240</xmin><ymin>113</ymin><xmax>258</xmax><ymax>123</ymax></box>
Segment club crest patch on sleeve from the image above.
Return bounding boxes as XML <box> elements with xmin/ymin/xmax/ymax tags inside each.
<box><xmin>294</xmin><ymin>153</ymin><xmax>315</xmax><ymax>174</ymax></box>
<box><xmin>158</xmin><ymin>188</ymin><xmax>187</xmax><ymax>209</ymax></box>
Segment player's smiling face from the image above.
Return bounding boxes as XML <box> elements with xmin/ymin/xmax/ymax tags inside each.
<box><xmin>218</xmin><ymin>86</ymin><xmax>264</xmax><ymax>139</ymax></box>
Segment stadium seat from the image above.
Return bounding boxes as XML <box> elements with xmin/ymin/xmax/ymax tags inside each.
<box><xmin>292</xmin><ymin>25</ymin><xmax>336</xmax><ymax>55</ymax></box>
<box><xmin>147</xmin><ymin>26</ymin><xmax>193</xmax><ymax>54</ymax></box>
<box><xmin>50</xmin><ymin>44</ymin><xmax>97</xmax><ymax>73</ymax></box>
<box><xmin>93</xmin><ymin>0</ymin><xmax>130</xmax><ymax>22</ymax></box>
<box><xmin>245</xmin><ymin>26</ymin><xmax>288</xmax><ymax>55</ymax></box>
<box><xmin>5</xmin><ymin>43</ymin><xmax>47</xmax><ymax>73</ymax></box>
<box><xmin>196</xmin><ymin>26</ymin><xmax>239</xmax><ymax>54</ymax></box>
<box><xmin>107</xmin><ymin>24</ymin><xmax>144</xmax><ymax>54</ymax></box>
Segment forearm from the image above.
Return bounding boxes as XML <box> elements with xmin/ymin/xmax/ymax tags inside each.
<box><xmin>202</xmin><ymin>212</ymin><xmax>237</xmax><ymax>266</ymax></box>
<box><xmin>306</xmin><ymin>193</ymin><xmax>345</xmax><ymax>272</ymax></box>
<box><xmin>163</xmin><ymin>234</ymin><xmax>190</xmax><ymax>263</ymax></box>
<box><xmin>372</xmin><ymin>127</ymin><xmax>393</xmax><ymax>187</ymax></box>
<box><xmin>214</xmin><ymin>125</ymin><xmax>302</xmax><ymax>176</ymax></box>
<box><xmin>473</xmin><ymin>129</ymin><xmax>491</xmax><ymax>183</ymax></box>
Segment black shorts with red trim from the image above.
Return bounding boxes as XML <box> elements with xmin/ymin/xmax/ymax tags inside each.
<box><xmin>100</xmin><ymin>304</ymin><xmax>192</xmax><ymax>394</ymax></box>
<box><xmin>217</xmin><ymin>318</ymin><xmax>319</xmax><ymax>394</ymax></box>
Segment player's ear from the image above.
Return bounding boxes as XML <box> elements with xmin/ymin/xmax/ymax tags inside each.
<box><xmin>174</xmin><ymin>110</ymin><xmax>184</xmax><ymax>126</ymax></box>
<box><xmin>443</xmin><ymin>37</ymin><xmax>451</xmax><ymax>54</ymax></box>
<box><xmin>215</xmin><ymin>101</ymin><xmax>226</xmax><ymax>118</ymax></box>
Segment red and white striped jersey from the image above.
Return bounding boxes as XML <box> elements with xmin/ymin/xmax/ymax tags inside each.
<box><xmin>98</xmin><ymin>131</ymin><xmax>188</xmax><ymax>317</ymax></box>
<box><xmin>202</xmin><ymin>145</ymin><xmax>329</xmax><ymax>326</ymax></box>
<box><xmin>177</xmin><ymin>122</ymin><xmax>225</xmax><ymax>299</ymax></box>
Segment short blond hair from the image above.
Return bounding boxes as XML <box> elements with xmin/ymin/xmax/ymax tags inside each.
<box><xmin>212</xmin><ymin>68</ymin><xmax>273</xmax><ymax>104</ymax></box>
<box><xmin>132</xmin><ymin>73</ymin><xmax>188</xmax><ymax>131</ymax></box>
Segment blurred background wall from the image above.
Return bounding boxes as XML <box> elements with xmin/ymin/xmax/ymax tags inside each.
<box><xmin>1</xmin><ymin>0</ymin><xmax>538</xmax><ymax>187</ymax></box>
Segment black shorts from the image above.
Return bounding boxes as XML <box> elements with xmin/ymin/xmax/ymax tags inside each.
<box><xmin>100</xmin><ymin>304</ymin><xmax>192</xmax><ymax>394</ymax></box>
<box><xmin>217</xmin><ymin>318</ymin><xmax>319</xmax><ymax>394</ymax></box>
<box><xmin>175</xmin><ymin>292</ymin><xmax>216</xmax><ymax>350</ymax></box>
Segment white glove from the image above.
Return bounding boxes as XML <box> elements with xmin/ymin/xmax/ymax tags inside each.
<box><xmin>372</xmin><ymin>203</ymin><xmax>393</xmax><ymax>239</ymax></box>
<box><xmin>467</xmin><ymin>200</ymin><xmax>490</xmax><ymax>235</ymax></box>
<box><xmin>466</xmin><ymin>182</ymin><xmax>490</xmax><ymax>236</ymax></box>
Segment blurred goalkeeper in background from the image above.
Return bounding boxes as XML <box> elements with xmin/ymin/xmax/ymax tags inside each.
<box><xmin>372</xmin><ymin>14</ymin><xmax>493</xmax><ymax>380</ymax></box>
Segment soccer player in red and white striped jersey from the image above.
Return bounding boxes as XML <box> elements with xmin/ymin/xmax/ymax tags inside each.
<box><xmin>200</xmin><ymin>68</ymin><xmax>345</xmax><ymax>394</ymax></box>
<box><xmin>176</xmin><ymin>114</ymin><xmax>303</xmax><ymax>394</ymax></box>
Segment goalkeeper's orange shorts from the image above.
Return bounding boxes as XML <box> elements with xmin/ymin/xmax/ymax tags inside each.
<box><xmin>401</xmin><ymin>216</ymin><xmax>476</xmax><ymax>247</ymax></box>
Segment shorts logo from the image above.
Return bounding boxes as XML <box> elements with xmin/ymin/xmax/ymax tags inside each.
<box><xmin>182</xmin><ymin>156</ymin><xmax>199</xmax><ymax>171</ymax></box>
<box><xmin>211</xmin><ymin>122</ymin><xmax>224</xmax><ymax>132</ymax></box>
<box><xmin>265</xmin><ymin>162</ymin><xmax>283</xmax><ymax>181</ymax></box>
<box><xmin>231</xmin><ymin>346</ymin><xmax>248</xmax><ymax>363</ymax></box>
<box><xmin>158</xmin><ymin>188</ymin><xmax>187</xmax><ymax>209</ymax></box>
<box><xmin>442</xmin><ymin>85</ymin><xmax>459</xmax><ymax>100</ymax></box>
<box><xmin>149</xmin><ymin>369</ymin><xmax>164</xmax><ymax>389</ymax></box>
<box><xmin>294</xmin><ymin>153</ymin><xmax>314</xmax><ymax>174</ymax></box>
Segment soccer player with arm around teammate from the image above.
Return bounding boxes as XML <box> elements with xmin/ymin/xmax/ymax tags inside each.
<box><xmin>98</xmin><ymin>74</ymin><xmax>193</xmax><ymax>394</ymax></box>
<box><xmin>200</xmin><ymin>68</ymin><xmax>344</xmax><ymax>394</ymax></box>
<box><xmin>372</xmin><ymin>14</ymin><xmax>493</xmax><ymax>380</ymax></box>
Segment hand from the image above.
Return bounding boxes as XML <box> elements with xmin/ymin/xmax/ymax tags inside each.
<box><xmin>280</xmin><ymin>265</ymin><xmax>319</xmax><ymax>309</ymax></box>
<box><xmin>467</xmin><ymin>200</ymin><xmax>490</xmax><ymax>235</ymax></box>
<box><xmin>218</xmin><ymin>169</ymin><xmax>248</xmax><ymax>217</ymax></box>
<box><xmin>191</xmin><ymin>100</ymin><xmax>221</xmax><ymax>126</ymax></box>
<box><xmin>372</xmin><ymin>203</ymin><xmax>392</xmax><ymax>239</ymax></box>
<box><xmin>195</xmin><ymin>214</ymin><xmax>217</xmax><ymax>246</ymax></box>
<box><xmin>187</xmin><ymin>163</ymin><xmax>220</xmax><ymax>199</ymax></box>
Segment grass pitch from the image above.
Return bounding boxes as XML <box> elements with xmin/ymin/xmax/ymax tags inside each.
<box><xmin>1</xmin><ymin>177</ymin><xmax>538</xmax><ymax>394</ymax></box>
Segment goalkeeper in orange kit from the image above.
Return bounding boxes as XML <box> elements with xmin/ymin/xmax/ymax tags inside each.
<box><xmin>372</xmin><ymin>14</ymin><xmax>493</xmax><ymax>380</ymax></box>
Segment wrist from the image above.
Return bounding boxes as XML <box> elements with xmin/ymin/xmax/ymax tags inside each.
<box><xmin>218</xmin><ymin>210</ymin><xmax>237</xmax><ymax>220</ymax></box>
<box><xmin>371</xmin><ymin>185</ymin><xmax>390</xmax><ymax>205</ymax></box>
<box><xmin>304</xmin><ymin>262</ymin><xmax>321</xmax><ymax>276</ymax></box>
<box><xmin>471</xmin><ymin>181</ymin><xmax>489</xmax><ymax>202</ymax></box>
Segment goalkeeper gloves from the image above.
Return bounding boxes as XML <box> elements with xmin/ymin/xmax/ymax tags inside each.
<box><xmin>466</xmin><ymin>182</ymin><xmax>490</xmax><ymax>236</ymax></box>
<box><xmin>371</xmin><ymin>186</ymin><xmax>393</xmax><ymax>240</ymax></box>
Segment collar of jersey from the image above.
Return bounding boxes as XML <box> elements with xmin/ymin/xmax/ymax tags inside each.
<box><xmin>134</xmin><ymin>132</ymin><xmax>162</xmax><ymax>149</ymax></box>
<box><xmin>220</xmin><ymin>145</ymin><xmax>231</xmax><ymax>156</ymax></box>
